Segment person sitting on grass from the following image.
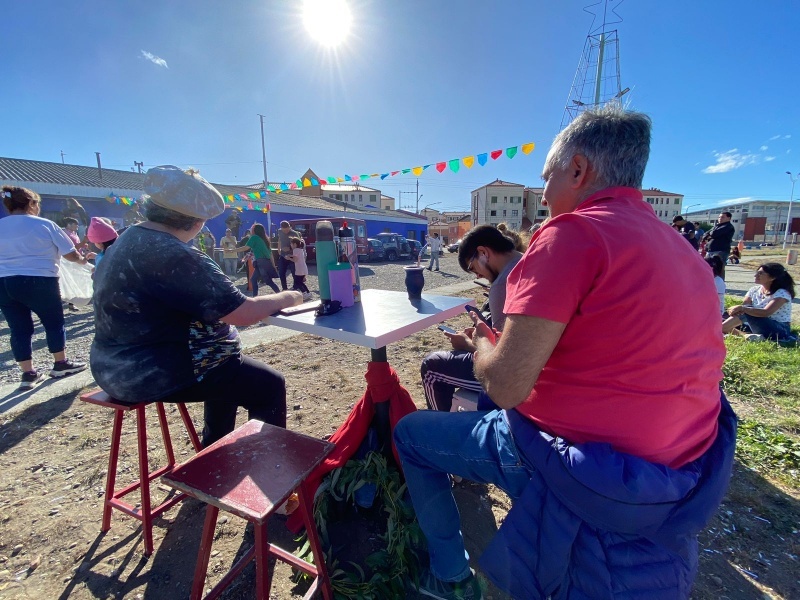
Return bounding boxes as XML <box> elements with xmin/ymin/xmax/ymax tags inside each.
<box><xmin>729</xmin><ymin>246</ymin><xmax>741</xmax><ymax>264</ymax></box>
<box><xmin>705</xmin><ymin>254</ymin><xmax>726</xmax><ymax>317</ymax></box>
<box><xmin>723</xmin><ymin>262</ymin><xmax>796</xmax><ymax>341</ymax></box>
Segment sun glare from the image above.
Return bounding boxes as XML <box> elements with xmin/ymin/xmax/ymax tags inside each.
<box><xmin>303</xmin><ymin>0</ymin><xmax>352</xmax><ymax>47</ymax></box>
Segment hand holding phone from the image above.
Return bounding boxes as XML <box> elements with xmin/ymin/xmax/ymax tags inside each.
<box><xmin>437</xmin><ymin>324</ymin><xmax>457</xmax><ymax>335</ymax></box>
<box><xmin>464</xmin><ymin>305</ymin><xmax>490</xmax><ymax>327</ymax></box>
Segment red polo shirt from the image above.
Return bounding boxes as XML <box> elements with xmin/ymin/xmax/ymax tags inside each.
<box><xmin>504</xmin><ymin>187</ymin><xmax>724</xmax><ymax>468</ymax></box>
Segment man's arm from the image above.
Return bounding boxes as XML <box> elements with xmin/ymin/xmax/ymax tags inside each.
<box><xmin>222</xmin><ymin>291</ymin><xmax>302</xmax><ymax>327</ymax></box>
<box><xmin>472</xmin><ymin>314</ymin><xmax>566</xmax><ymax>410</ymax></box>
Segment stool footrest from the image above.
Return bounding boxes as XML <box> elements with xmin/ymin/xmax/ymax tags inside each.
<box><xmin>108</xmin><ymin>492</ymin><xmax>186</xmax><ymax>521</ymax></box>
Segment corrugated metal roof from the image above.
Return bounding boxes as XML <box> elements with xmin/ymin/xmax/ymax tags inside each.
<box><xmin>0</xmin><ymin>157</ymin><xmax>146</xmax><ymax>189</ymax></box>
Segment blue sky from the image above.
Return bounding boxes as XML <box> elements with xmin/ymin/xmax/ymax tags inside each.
<box><xmin>2</xmin><ymin>0</ymin><xmax>798</xmax><ymax>213</ymax></box>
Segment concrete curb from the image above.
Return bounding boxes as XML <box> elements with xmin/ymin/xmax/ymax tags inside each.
<box><xmin>0</xmin><ymin>280</ymin><xmax>483</xmax><ymax>416</ymax></box>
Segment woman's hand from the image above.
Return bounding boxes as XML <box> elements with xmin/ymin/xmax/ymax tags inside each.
<box><xmin>729</xmin><ymin>305</ymin><xmax>745</xmax><ymax>316</ymax></box>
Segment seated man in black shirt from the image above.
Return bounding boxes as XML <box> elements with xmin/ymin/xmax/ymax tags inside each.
<box><xmin>91</xmin><ymin>166</ymin><xmax>303</xmax><ymax>446</ymax></box>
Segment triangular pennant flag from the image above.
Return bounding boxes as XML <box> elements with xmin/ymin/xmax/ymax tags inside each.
<box><xmin>436</xmin><ymin>162</ymin><xmax>447</xmax><ymax>173</ymax></box>
<box><xmin>359</xmin><ymin>174</ymin><xmax>369</xmax><ymax>180</ymax></box>
<box><xmin>303</xmin><ymin>178</ymin><xmax>312</xmax><ymax>187</ymax></box>
<box><xmin>390</xmin><ymin>171</ymin><xmax>400</xmax><ymax>176</ymax></box>
<box><xmin>424</xmin><ymin>164</ymin><xmax>432</xmax><ymax>170</ymax></box>
<box><xmin>295</xmin><ymin>179</ymin><xmax>303</xmax><ymax>188</ymax></box>
<box><xmin>275</xmin><ymin>188</ymin><xmax>282</xmax><ymax>194</ymax></box>
<box><xmin>337</xmin><ymin>177</ymin><xmax>344</xmax><ymax>182</ymax></box>
<box><xmin>449</xmin><ymin>159</ymin><xmax>460</xmax><ymax>173</ymax></box>
<box><xmin>311</xmin><ymin>178</ymin><xmax>319</xmax><ymax>186</ymax></box>
<box><xmin>490</xmin><ymin>150</ymin><xmax>503</xmax><ymax>160</ymax></box>
<box><xmin>268</xmin><ymin>185</ymin><xmax>275</xmax><ymax>192</ymax></box>
<box><xmin>345</xmin><ymin>175</ymin><xmax>352</xmax><ymax>181</ymax></box>
<box><xmin>289</xmin><ymin>183</ymin><xmax>297</xmax><ymax>189</ymax></box>
<box><xmin>248</xmin><ymin>192</ymin><xmax>257</xmax><ymax>199</ymax></box>
<box><xmin>506</xmin><ymin>146</ymin><xmax>518</xmax><ymax>159</ymax></box>
<box><xmin>281</xmin><ymin>183</ymin><xmax>289</xmax><ymax>191</ymax></box>
<box><xmin>370</xmin><ymin>173</ymin><xmax>379</xmax><ymax>178</ymax></box>
<box><xmin>463</xmin><ymin>156</ymin><xmax>475</xmax><ymax>168</ymax></box>
<box><xmin>380</xmin><ymin>173</ymin><xmax>389</xmax><ymax>180</ymax></box>
<box><xmin>247</xmin><ymin>202</ymin><xmax>254</xmax><ymax>209</ymax></box>
<box><xmin>267</xmin><ymin>203</ymin><xmax>271</xmax><ymax>211</ymax></box>
<box><xmin>477</xmin><ymin>153</ymin><xmax>488</xmax><ymax>166</ymax></box>
<box><xmin>236</xmin><ymin>206</ymin><xmax>243</xmax><ymax>211</ymax></box>
<box><xmin>402</xmin><ymin>169</ymin><xmax>411</xmax><ymax>174</ymax></box>
<box><xmin>326</xmin><ymin>177</ymin><xmax>337</xmax><ymax>184</ymax></box>
<box><xmin>521</xmin><ymin>142</ymin><xmax>535</xmax><ymax>155</ymax></box>
<box><xmin>412</xmin><ymin>167</ymin><xmax>423</xmax><ymax>176</ymax></box>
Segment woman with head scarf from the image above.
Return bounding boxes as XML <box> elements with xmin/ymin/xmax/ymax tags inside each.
<box><xmin>90</xmin><ymin>166</ymin><xmax>302</xmax><ymax>446</ymax></box>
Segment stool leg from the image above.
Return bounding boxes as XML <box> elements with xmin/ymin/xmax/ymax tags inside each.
<box><xmin>136</xmin><ymin>406</ymin><xmax>154</xmax><ymax>556</ymax></box>
<box><xmin>101</xmin><ymin>409</ymin><xmax>125</xmax><ymax>532</ymax></box>
<box><xmin>191</xmin><ymin>505</ymin><xmax>219</xmax><ymax>600</ymax></box>
<box><xmin>155</xmin><ymin>403</ymin><xmax>176</xmax><ymax>466</ymax></box>
<box><xmin>253</xmin><ymin>520</ymin><xmax>272</xmax><ymax>599</ymax></box>
<box><xmin>177</xmin><ymin>403</ymin><xmax>203</xmax><ymax>452</ymax></box>
<box><xmin>298</xmin><ymin>481</ymin><xmax>333</xmax><ymax>600</ymax></box>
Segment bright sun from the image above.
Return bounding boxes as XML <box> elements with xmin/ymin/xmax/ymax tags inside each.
<box><xmin>303</xmin><ymin>0</ymin><xmax>352</xmax><ymax>47</ymax></box>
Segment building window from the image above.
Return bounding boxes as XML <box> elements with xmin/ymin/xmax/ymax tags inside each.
<box><xmin>490</xmin><ymin>210</ymin><xmax>497</xmax><ymax>216</ymax></box>
<box><xmin>512</xmin><ymin>210</ymin><xmax>518</xmax><ymax>216</ymax></box>
<box><xmin>503</xmin><ymin>210</ymin><xmax>507</xmax><ymax>217</ymax></box>
<box><xmin>491</xmin><ymin>196</ymin><xmax>497</xmax><ymax>203</ymax></box>
<box><xmin>359</xmin><ymin>194</ymin><xmax>363</xmax><ymax>202</ymax></box>
<box><xmin>370</xmin><ymin>194</ymin><xmax>376</xmax><ymax>202</ymax></box>
<box><xmin>675</xmin><ymin>198</ymin><xmax>680</xmax><ymax>204</ymax></box>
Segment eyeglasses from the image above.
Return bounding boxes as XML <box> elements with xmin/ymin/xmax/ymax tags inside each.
<box><xmin>467</xmin><ymin>252</ymin><xmax>479</xmax><ymax>274</ymax></box>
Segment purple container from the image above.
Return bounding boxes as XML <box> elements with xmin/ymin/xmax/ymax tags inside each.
<box><xmin>328</xmin><ymin>263</ymin><xmax>354</xmax><ymax>307</ymax></box>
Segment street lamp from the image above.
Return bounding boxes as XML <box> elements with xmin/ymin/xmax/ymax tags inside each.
<box><xmin>783</xmin><ymin>171</ymin><xmax>799</xmax><ymax>249</ymax></box>
<box><xmin>416</xmin><ymin>194</ymin><xmax>424</xmax><ymax>214</ymax></box>
<box><xmin>421</xmin><ymin>201</ymin><xmax>441</xmax><ymax>217</ymax></box>
<box><xmin>684</xmin><ymin>203</ymin><xmax>700</xmax><ymax>215</ymax></box>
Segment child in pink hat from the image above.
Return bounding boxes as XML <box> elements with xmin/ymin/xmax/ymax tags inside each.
<box><xmin>87</xmin><ymin>217</ymin><xmax>119</xmax><ymax>266</ymax></box>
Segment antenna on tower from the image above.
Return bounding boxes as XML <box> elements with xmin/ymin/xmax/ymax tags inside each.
<box><xmin>561</xmin><ymin>0</ymin><xmax>630</xmax><ymax>129</ymax></box>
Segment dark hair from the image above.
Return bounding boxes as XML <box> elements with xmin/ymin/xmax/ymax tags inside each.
<box><xmin>721</xmin><ymin>212</ymin><xmax>732</xmax><ymax>218</ymax></box>
<box><xmin>759</xmin><ymin>262</ymin><xmax>796</xmax><ymax>298</ymax></box>
<box><xmin>705</xmin><ymin>255</ymin><xmax>724</xmax><ymax>278</ymax></box>
<box><xmin>290</xmin><ymin>236</ymin><xmax>305</xmax><ymax>249</ymax></box>
<box><xmin>62</xmin><ymin>217</ymin><xmax>78</xmax><ymax>227</ymax></box>
<box><xmin>252</xmin><ymin>223</ymin><xmax>270</xmax><ymax>248</ymax></box>
<box><xmin>98</xmin><ymin>237</ymin><xmax>117</xmax><ymax>252</ymax></box>
<box><xmin>280</xmin><ymin>220</ymin><xmax>290</xmax><ymax>228</ymax></box>
<box><xmin>458</xmin><ymin>224</ymin><xmax>516</xmax><ymax>271</ymax></box>
<box><xmin>3</xmin><ymin>186</ymin><xmax>40</xmax><ymax>213</ymax></box>
<box><xmin>672</xmin><ymin>215</ymin><xmax>685</xmax><ymax>224</ymax></box>
<box><xmin>143</xmin><ymin>199</ymin><xmax>202</xmax><ymax>231</ymax></box>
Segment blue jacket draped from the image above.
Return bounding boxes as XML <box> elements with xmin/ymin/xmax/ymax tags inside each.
<box><xmin>479</xmin><ymin>393</ymin><xmax>737</xmax><ymax>599</ymax></box>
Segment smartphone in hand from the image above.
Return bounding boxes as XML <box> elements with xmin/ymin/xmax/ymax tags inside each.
<box><xmin>464</xmin><ymin>305</ymin><xmax>490</xmax><ymax>327</ymax></box>
<box><xmin>437</xmin><ymin>324</ymin><xmax>457</xmax><ymax>335</ymax></box>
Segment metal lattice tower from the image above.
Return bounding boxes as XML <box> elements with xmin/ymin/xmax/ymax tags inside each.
<box><xmin>561</xmin><ymin>0</ymin><xmax>630</xmax><ymax>129</ymax></box>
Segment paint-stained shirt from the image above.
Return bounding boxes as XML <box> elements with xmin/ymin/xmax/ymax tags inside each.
<box><xmin>90</xmin><ymin>226</ymin><xmax>247</xmax><ymax>403</ymax></box>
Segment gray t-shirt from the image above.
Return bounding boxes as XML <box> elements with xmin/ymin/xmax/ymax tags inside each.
<box><xmin>487</xmin><ymin>254</ymin><xmax>522</xmax><ymax>331</ymax></box>
<box><xmin>278</xmin><ymin>228</ymin><xmax>299</xmax><ymax>258</ymax></box>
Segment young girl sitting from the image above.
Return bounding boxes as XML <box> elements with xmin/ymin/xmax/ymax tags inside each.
<box><xmin>286</xmin><ymin>237</ymin><xmax>312</xmax><ymax>301</ymax></box>
<box><xmin>705</xmin><ymin>255</ymin><xmax>726</xmax><ymax>317</ymax></box>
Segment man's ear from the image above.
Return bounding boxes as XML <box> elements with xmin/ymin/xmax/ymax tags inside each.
<box><xmin>570</xmin><ymin>154</ymin><xmax>590</xmax><ymax>188</ymax></box>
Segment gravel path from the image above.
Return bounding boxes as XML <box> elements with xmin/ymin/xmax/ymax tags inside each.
<box><xmin>0</xmin><ymin>253</ymin><xmax>474</xmax><ymax>385</ymax></box>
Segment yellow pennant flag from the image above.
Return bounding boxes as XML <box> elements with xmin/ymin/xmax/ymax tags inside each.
<box><xmin>463</xmin><ymin>156</ymin><xmax>475</xmax><ymax>168</ymax></box>
<box><xmin>412</xmin><ymin>166</ymin><xmax>423</xmax><ymax>176</ymax></box>
<box><xmin>521</xmin><ymin>142</ymin><xmax>535</xmax><ymax>155</ymax></box>
<box><xmin>337</xmin><ymin>177</ymin><xmax>344</xmax><ymax>183</ymax></box>
<box><xmin>275</xmin><ymin>188</ymin><xmax>282</xmax><ymax>194</ymax></box>
<box><xmin>303</xmin><ymin>178</ymin><xmax>312</xmax><ymax>187</ymax></box>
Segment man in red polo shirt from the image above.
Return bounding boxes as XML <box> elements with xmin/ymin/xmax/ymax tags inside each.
<box><xmin>394</xmin><ymin>105</ymin><xmax>729</xmax><ymax>600</ymax></box>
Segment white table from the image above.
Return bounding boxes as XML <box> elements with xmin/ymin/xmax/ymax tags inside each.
<box><xmin>264</xmin><ymin>288</ymin><xmax>470</xmax><ymax>360</ymax></box>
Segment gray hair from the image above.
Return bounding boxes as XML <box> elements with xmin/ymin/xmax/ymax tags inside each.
<box><xmin>143</xmin><ymin>198</ymin><xmax>203</xmax><ymax>231</ymax></box>
<box><xmin>544</xmin><ymin>103</ymin><xmax>651</xmax><ymax>190</ymax></box>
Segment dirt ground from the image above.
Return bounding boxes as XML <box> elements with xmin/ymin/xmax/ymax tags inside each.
<box><xmin>0</xmin><ymin>292</ymin><xmax>799</xmax><ymax>599</ymax></box>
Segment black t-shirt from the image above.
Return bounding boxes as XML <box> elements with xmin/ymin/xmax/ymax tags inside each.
<box><xmin>707</xmin><ymin>222</ymin><xmax>735</xmax><ymax>252</ymax></box>
<box><xmin>90</xmin><ymin>226</ymin><xmax>247</xmax><ymax>402</ymax></box>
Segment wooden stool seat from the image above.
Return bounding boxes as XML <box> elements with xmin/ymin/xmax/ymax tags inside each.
<box><xmin>79</xmin><ymin>388</ymin><xmax>202</xmax><ymax>556</ymax></box>
<box><xmin>162</xmin><ymin>419</ymin><xmax>335</xmax><ymax>600</ymax></box>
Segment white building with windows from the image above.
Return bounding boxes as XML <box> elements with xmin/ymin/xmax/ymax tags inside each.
<box><xmin>321</xmin><ymin>182</ymin><xmax>383</xmax><ymax>209</ymax></box>
<box><xmin>471</xmin><ymin>179</ymin><xmax>524</xmax><ymax>229</ymax></box>
<box><xmin>685</xmin><ymin>200</ymin><xmax>800</xmax><ymax>242</ymax></box>
<box><xmin>641</xmin><ymin>188</ymin><xmax>685</xmax><ymax>225</ymax></box>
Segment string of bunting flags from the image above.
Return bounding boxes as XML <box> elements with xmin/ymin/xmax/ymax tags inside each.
<box><xmin>221</xmin><ymin>141</ymin><xmax>535</xmax><ymax>205</ymax></box>
<box><xmin>105</xmin><ymin>140</ymin><xmax>535</xmax><ymax>212</ymax></box>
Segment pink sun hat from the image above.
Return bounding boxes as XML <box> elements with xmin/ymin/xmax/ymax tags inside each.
<box><xmin>87</xmin><ymin>217</ymin><xmax>119</xmax><ymax>244</ymax></box>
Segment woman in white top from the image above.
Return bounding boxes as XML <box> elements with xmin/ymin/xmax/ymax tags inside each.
<box><xmin>0</xmin><ymin>187</ymin><xmax>90</xmax><ymax>389</ymax></box>
<box><xmin>704</xmin><ymin>255</ymin><xmax>726</xmax><ymax>317</ymax></box>
<box><xmin>723</xmin><ymin>262</ymin><xmax>796</xmax><ymax>341</ymax></box>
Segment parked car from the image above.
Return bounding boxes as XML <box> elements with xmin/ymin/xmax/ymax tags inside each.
<box><xmin>422</xmin><ymin>243</ymin><xmax>445</xmax><ymax>257</ymax></box>
<box><xmin>374</xmin><ymin>232</ymin><xmax>411</xmax><ymax>261</ymax></box>
<box><xmin>365</xmin><ymin>238</ymin><xmax>386</xmax><ymax>262</ymax></box>
<box><xmin>408</xmin><ymin>240</ymin><xmax>423</xmax><ymax>259</ymax></box>
<box><xmin>448</xmin><ymin>239</ymin><xmax>462</xmax><ymax>253</ymax></box>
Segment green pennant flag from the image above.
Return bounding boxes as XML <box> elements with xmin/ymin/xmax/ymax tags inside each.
<box><xmin>449</xmin><ymin>159</ymin><xmax>460</xmax><ymax>173</ymax></box>
<box><xmin>506</xmin><ymin>146</ymin><xmax>518</xmax><ymax>159</ymax></box>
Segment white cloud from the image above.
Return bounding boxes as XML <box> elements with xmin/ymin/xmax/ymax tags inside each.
<box><xmin>140</xmin><ymin>50</ymin><xmax>168</xmax><ymax>68</ymax></box>
<box><xmin>770</xmin><ymin>135</ymin><xmax>782</xmax><ymax>141</ymax></box>
<box><xmin>765</xmin><ymin>156</ymin><xmax>776</xmax><ymax>162</ymax></box>
<box><xmin>716</xmin><ymin>197</ymin><xmax>752</xmax><ymax>206</ymax></box>
<box><xmin>760</xmin><ymin>145</ymin><xmax>768</xmax><ymax>151</ymax></box>
<box><xmin>785</xmin><ymin>135</ymin><xmax>792</xmax><ymax>139</ymax></box>
<box><xmin>702</xmin><ymin>149</ymin><xmax>758</xmax><ymax>174</ymax></box>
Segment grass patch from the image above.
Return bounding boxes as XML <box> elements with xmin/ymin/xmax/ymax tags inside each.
<box><xmin>735</xmin><ymin>421</ymin><xmax>800</xmax><ymax>487</ymax></box>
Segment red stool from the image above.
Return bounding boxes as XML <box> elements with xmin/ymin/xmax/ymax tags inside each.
<box><xmin>80</xmin><ymin>389</ymin><xmax>202</xmax><ymax>556</ymax></box>
<box><xmin>162</xmin><ymin>419</ymin><xmax>334</xmax><ymax>600</ymax></box>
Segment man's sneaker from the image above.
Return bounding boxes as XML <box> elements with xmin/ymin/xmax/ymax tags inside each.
<box><xmin>417</xmin><ymin>568</ymin><xmax>482</xmax><ymax>600</ymax></box>
<box><xmin>49</xmin><ymin>359</ymin><xmax>87</xmax><ymax>378</ymax></box>
<box><xmin>302</xmin><ymin>292</ymin><xmax>313</xmax><ymax>301</ymax></box>
<box><xmin>19</xmin><ymin>371</ymin><xmax>44</xmax><ymax>390</ymax></box>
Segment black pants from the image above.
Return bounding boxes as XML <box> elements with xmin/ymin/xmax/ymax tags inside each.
<box><xmin>0</xmin><ymin>275</ymin><xmax>66</xmax><ymax>362</ymax></box>
<box><xmin>292</xmin><ymin>275</ymin><xmax>310</xmax><ymax>293</ymax></box>
<box><xmin>278</xmin><ymin>256</ymin><xmax>295</xmax><ymax>291</ymax></box>
<box><xmin>163</xmin><ymin>355</ymin><xmax>286</xmax><ymax>446</ymax></box>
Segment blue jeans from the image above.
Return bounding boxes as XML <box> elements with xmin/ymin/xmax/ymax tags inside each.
<box><xmin>394</xmin><ymin>409</ymin><xmax>532</xmax><ymax>582</ymax></box>
<box><xmin>0</xmin><ymin>276</ymin><xmax>66</xmax><ymax>362</ymax></box>
<box><xmin>741</xmin><ymin>315</ymin><xmax>793</xmax><ymax>340</ymax></box>
<box><xmin>223</xmin><ymin>258</ymin><xmax>238</xmax><ymax>277</ymax></box>
<box><xmin>251</xmin><ymin>258</ymin><xmax>280</xmax><ymax>296</ymax></box>
<box><xmin>428</xmin><ymin>253</ymin><xmax>440</xmax><ymax>270</ymax></box>
<box><xmin>278</xmin><ymin>255</ymin><xmax>295</xmax><ymax>290</ymax></box>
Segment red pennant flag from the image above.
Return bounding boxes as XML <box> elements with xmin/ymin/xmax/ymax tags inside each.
<box><xmin>490</xmin><ymin>149</ymin><xmax>503</xmax><ymax>160</ymax></box>
<box><xmin>390</xmin><ymin>171</ymin><xmax>400</xmax><ymax>176</ymax></box>
<box><xmin>436</xmin><ymin>162</ymin><xmax>447</xmax><ymax>173</ymax></box>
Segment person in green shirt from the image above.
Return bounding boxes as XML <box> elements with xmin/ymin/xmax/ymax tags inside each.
<box><xmin>236</xmin><ymin>223</ymin><xmax>279</xmax><ymax>296</ymax></box>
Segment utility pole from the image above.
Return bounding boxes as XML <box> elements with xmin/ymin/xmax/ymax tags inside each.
<box><xmin>60</xmin><ymin>151</ymin><xmax>66</xmax><ymax>164</ymax></box>
<box><xmin>415</xmin><ymin>179</ymin><xmax>419</xmax><ymax>213</ymax></box>
<box><xmin>258</xmin><ymin>114</ymin><xmax>271</xmax><ymax>236</ymax></box>
<box><xmin>95</xmin><ymin>152</ymin><xmax>103</xmax><ymax>182</ymax></box>
<box><xmin>134</xmin><ymin>161</ymin><xmax>144</xmax><ymax>173</ymax></box>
